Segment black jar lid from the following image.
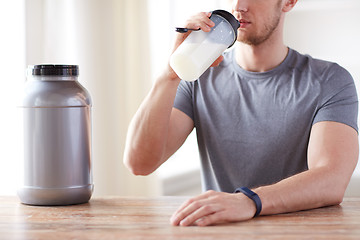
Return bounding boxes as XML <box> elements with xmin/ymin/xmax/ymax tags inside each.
<box><xmin>211</xmin><ymin>10</ymin><xmax>240</xmax><ymax>48</ymax></box>
<box><xmin>31</xmin><ymin>65</ymin><xmax>79</xmax><ymax>76</ymax></box>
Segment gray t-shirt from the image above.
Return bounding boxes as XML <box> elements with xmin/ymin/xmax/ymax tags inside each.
<box><xmin>173</xmin><ymin>48</ymin><xmax>358</xmax><ymax>193</ymax></box>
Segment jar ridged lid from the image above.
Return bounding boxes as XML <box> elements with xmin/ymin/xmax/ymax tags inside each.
<box><xmin>30</xmin><ymin>65</ymin><xmax>79</xmax><ymax>76</ymax></box>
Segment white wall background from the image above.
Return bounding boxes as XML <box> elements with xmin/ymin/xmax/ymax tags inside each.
<box><xmin>0</xmin><ymin>0</ymin><xmax>25</xmax><ymax>195</ymax></box>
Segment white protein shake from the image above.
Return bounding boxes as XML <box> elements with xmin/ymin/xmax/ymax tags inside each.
<box><xmin>170</xmin><ymin>42</ymin><xmax>228</xmax><ymax>81</ymax></box>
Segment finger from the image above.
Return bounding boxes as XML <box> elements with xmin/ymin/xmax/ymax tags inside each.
<box><xmin>179</xmin><ymin>203</ymin><xmax>221</xmax><ymax>226</ymax></box>
<box><xmin>195</xmin><ymin>210</ymin><xmax>227</xmax><ymax>227</ymax></box>
<box><xmin>170</xmin><ymin>198</ymin><xmax>204</xmax><ymax>226</ymax></box>
<box><xmin>171</xmin><ymin>190</ymin><xmax>218</xmax><ymax>218</ymax></box>
<box><xmin>170</xmin><ymin>191</ymin><xmax>219</xmax><ymax>226</ymax></box>
<box><xmin>185</xmin><ymin>12</ymin><xmax>214</xmax><ymax>32</ymax></box>
<box><xmin>170</xmin><ymin>12</ymin><xmax>215</xmax><ymax>55</ymax></box>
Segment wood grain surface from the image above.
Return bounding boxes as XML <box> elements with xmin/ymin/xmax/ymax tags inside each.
<box><xmin>1</xmin><ymin>196</ymin><xmax>359</xmax><ymax>239</ymax></box>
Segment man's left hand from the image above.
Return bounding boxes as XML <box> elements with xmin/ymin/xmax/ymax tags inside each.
<box><xmin>170</xmin><ymin>190</ymin><xmax>256</xmax><ymax>226</ymax></box>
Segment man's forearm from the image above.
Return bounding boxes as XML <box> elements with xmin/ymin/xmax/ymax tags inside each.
<box><xmin>254</xmin><ymin>166</ymin><xmax>349</xmax><ymax>216</ymax></box>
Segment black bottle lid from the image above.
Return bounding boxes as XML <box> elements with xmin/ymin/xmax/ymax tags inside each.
<box><xmin>31</xmin><ymin>65</ymin><xmax>79</xmax><ymax>76</ymax></box>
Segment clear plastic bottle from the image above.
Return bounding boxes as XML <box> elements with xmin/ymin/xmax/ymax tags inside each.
<box><xmin>170</xmin><ymin>10</ymin><xmax>240</xmax><ymax>81</ymax></box>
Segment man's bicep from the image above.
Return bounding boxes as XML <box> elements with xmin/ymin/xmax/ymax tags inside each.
<box><xmin>307</xmin><ymin>121</ymin><xmax>358</xmax><ymax>176</ymax></box>
<box><xmin>163</xmin><ymin>108</ymin><xmax>195</xmax><ymax>160</ymax></box>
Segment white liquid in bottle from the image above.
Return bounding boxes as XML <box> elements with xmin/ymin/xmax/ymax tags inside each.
<box><xmin>170</xmin><ymin>42</ymin><xmax>228</xmax><ymax>81</ymax></box>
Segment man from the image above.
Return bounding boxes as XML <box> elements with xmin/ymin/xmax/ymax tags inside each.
<box><xmin>124</xmin><ymin>0</ymin><xmax>359</xmax><ymax>226</ymax></box>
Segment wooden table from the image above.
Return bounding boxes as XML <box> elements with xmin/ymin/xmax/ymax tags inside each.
<box><xmin>1</xmin><ymin>196</ymin><xmax>359</xmax><ymax>239</ymax></box>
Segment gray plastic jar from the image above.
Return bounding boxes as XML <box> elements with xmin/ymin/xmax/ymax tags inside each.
<box><xmin>18</xmin><ymin>65</ymin><xmax>93</xmax><ymax>206</ymax></box>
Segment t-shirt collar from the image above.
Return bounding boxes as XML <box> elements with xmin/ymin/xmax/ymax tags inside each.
<box><xmin>230</xmin><ymin>47</ymin><xmax>294</xmax><ymax>79</ymax></box>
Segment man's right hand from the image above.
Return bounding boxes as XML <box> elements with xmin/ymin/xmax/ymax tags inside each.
<box><xmin>167</xmin><ymin>12</ymin><xmax>225</xmax><ymax>79</ymax></box>
<box><xmin>170</xmin><ymin>12</ymin><xmax>215</xmax><ymax>54</ymax></box>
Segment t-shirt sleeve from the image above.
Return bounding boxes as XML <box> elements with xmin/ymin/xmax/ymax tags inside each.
<box><xmin>173</xmin><ymin>80</ymin><xmax>195</xmax><ymax>121</ymax></box>
<box><xmin>313</xmin><ymin>65</ymin><xmax>358</xmax><ymax>132</ymax></box>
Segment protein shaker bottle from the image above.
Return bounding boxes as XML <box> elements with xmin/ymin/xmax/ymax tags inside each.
<box><xmin>18</xmin><ymin>65</ymin><xmax>93</xmax><ymax>206</ymax></box>
<box><xmin>170</xmin><ymin>10</ymin><xmax>240</xmax><ymax>81</ymax></box>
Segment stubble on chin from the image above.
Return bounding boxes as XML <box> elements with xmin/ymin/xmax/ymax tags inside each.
<box><xmin>237</xmin><ymin>0</ymin><xmax>283</xmax><ymax>46</ymax></box>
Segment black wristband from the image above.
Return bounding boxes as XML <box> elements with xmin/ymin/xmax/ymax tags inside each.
<box><xmin>234</xmin><ymin>187</ymin><xmax>262</xmax><ymax>217</ymax></box>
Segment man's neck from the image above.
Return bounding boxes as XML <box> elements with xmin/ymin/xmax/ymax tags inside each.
<box><xmin>234</xmin><ymin>23</ymin><xmax>289</xmax><ymax>72</ymax></box>
<box><xmin>235</xmin><ymin>41</ymin><xmax>288</xmax><ymax>73</ymax></box>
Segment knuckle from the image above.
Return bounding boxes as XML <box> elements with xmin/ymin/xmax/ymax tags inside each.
<box><xmin>192</xmin><ymin>201</ymin><xmax>201</xmax><ymax>209</ymax></box>
<box><xmin>212</xmin><ymin>195</ymin><xmax>221</xmax><ymax>202</ymax></box>
<box><xmin>206</xmin><ymin>190</ymin><xmax>216</xmax><ymax>195</ymax></box>
<box><xmin>186</xmin><ymin>197</ymin><xmax>195</xmax><ymax>204</ymax></box>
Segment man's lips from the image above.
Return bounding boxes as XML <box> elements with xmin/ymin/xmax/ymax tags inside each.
<box><xmin>239</xmin><ymin>19</ymin><xmax>251</xmax><ymax>28</ymax></box>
